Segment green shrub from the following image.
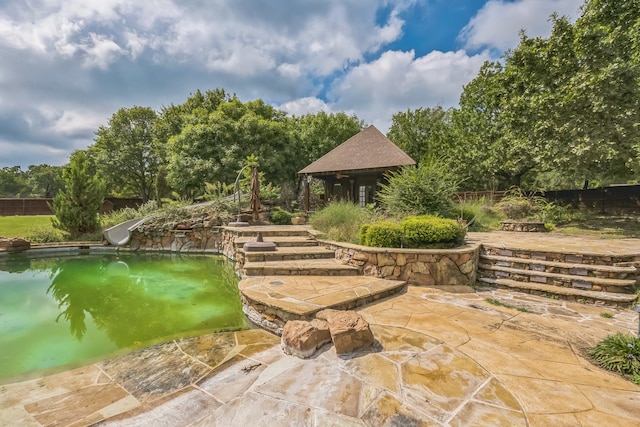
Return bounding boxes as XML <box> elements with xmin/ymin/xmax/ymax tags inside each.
<box><xmin>358</xmin><ymin>223</ymin><xmax>370</xmax><ymax>245</ymax></box>
<box><xmin>494</xmin><ymin>187</ymin><xmax>545</xmax><ymax>220</ymax></box>
<box><xmin>495</xmin><ymin>198</ymin><xmax>538</xmax><ymax>220</ymax></box>
<box><xmin>538</xmin><ymin>202</ymin><xmax>571</xmax><ymax>224</ymax></box>
<box><xmin>26</xmin><ymin>226</ymin><xmax>68</xmax><ymax>243</ymax></box>
<box><xmin>309</xmin><ymin>201</ymin><xmax>372</xmax><ymax>243</ymax></box>
<box><xmin>400</xmin><ymin>215</ymin><xmax>466</xmax><ymax>248</ymax></box>
<box><xmin>269</xmin><ymin>208</ymin><xmax>293</xmax><ymax>225</ymax></box>
<box><xmin>377</xmin><ymin>157</ymin><xmax>460</xmax><ymax>217</ymax></box>
<box><xmin>364</xmin><ymin>221</ymin><xmax>402</xmax><ymax>247</ymax></box>
<box><xmin>590</xmin><ymin>333</ymin><xmax>640</xmax><ymax>381</ymax></box>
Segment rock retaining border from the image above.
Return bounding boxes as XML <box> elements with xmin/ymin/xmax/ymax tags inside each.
<box><xmin>320</xmin><ymin>240</ymin><xmax>480</xmax><ymax>289</ymax></box>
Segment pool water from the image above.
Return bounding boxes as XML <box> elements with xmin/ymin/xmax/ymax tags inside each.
<box><xmin>0</xmin><ymin>252</ymin><xmax>249</xmax><ymax>383</ymax></box>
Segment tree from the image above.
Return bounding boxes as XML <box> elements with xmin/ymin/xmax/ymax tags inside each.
<box><xmin>0</xmin><ymin>166</ymin><xmax>27</xmax><ymax>197</ymax></box>
<box><xmin>166</xmin><ymin>97</ymin><xmax>296</xmax><ymax>197</ymax></box>
<box><xmin>91</xmin><ymin>106</ymin><xmax>160</xmax><ymax>202</ymax></box>
<box><xmin>51</xmin><ymin>151</ymin><xmax>106</xmax><ymax>238</ymax></box>
<box><xmin>562</xmin><ymin>0</ymin><xmax>640</xmax><ymax>184</ymax></box>
<box><xmin>387</xmin><ymin>106</ymin><xmax>455</xmax><ymax>164</ymax></box>
<box><xmin>453</xmin><ymin>61</ymin><xmax>540</xmax><ymax>189</ymax></box>
<box><xmin>291</xmin><ymin>111</ymin><xmax>365</xmax><ymax>167</ymax></box>
<box><xmin>450</xmin><ymin>0</ymin><xmax>640</xmax><ymax>190</ymax></box>
<box><xmin>25</xmin><ymin>164</ymin><xmax>64</xmax><ymax>197</ymax></box>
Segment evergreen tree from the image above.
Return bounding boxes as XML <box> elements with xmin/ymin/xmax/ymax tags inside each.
<box><xmin>51</xmin><ymin>151</ymin><xmax>106</xmax><ymax>238</ymax></box>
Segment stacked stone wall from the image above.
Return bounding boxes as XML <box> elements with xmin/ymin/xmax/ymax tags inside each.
<box><xmin>129</xmin><ymin>223</ymin><xmax>224</xmax><ymax>252</ymax></box>
<box><xmin>321</xmin><ymin>240</ymin><xmax>480</xmax><ymax>288</ymax></box>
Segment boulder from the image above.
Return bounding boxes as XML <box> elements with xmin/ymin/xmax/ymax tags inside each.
<box><xmin>316</xmin><ymin>309</ymin><xmax>374</xmax><ymax>354</ymax></box>
<box><xmin>0</xmin><ymin>238</ymin><xmax>30</xmax><ymax>252</ymax></box>
<box><xmin>281</xmin><ymin>319</ymin><xmax>331</xmax><ymax>359</ymax></box>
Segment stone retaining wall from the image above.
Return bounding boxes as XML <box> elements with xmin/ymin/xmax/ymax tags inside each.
<box><xmin>320</xmin><ymin>240</ymin><xmax>480</xmax><ymax>288</ymax></box>
<box><xmin>500</xmin><ymin>221</ymin><xmax>547</xmax><ymax>232</ymax></box>
<box><xmin>129</xmin><ymin>224</ymin><xmax>224</xmax><ymax>252</ymax></box>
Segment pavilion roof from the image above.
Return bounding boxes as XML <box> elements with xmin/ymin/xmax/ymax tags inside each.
<box><xmin>298</xmin><ymin>125</ymin><xmax>415</xmax><ymax>175</ymax></box>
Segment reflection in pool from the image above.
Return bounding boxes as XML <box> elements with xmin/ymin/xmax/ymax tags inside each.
<box><xmin>0</xmin><ymin>252</ymin><xmax>249</xmax><ymax>383</ymax></box>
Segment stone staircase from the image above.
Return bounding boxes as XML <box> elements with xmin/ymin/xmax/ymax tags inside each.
<box><xmin>477</xmin><ymin>244</ymin><xmax>639</xmax><ymax>308</ymax></box>
<box><xmin>234</xmin><ymin>228</ymin><xmax>359</xmax><ymax>277</ymax></box>
<box><xmin>231</xmin><ymin>226</ymin><xmax>407</xmax><ymax>332</ymax></box>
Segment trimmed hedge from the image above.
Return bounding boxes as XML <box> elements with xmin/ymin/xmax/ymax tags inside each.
<box><xmin>400</xmin><ymin>215</ymin><xmax>465</xmax><ymax>248</ymax></box>
<box><xmin>359</xmin><ymin>215</ymin><xmax>466</xmax><ymax>248</ymax></box>
<box><xmin>358</xmin><ymin>223</ymin><xmax>371</xmax><ymax>245</ymax></box>
<box><xmin>363</xmin><ymin>221</ymin><xmax>402</xmax><ymax>247</ymax></box>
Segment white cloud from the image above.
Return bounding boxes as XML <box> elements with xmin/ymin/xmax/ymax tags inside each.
<box><xmin>278</xmin><ymin>97</ymin><xmax>331</xmax><ymax>117</ymax></box>
<box><xmin>81</xmin><ymin>33</ymin><xmax>125</xmax><ymax>69</ymax></box>
<box><xmin>0</xmin><ymin>0</ymin><xmax>413</xmax><ymax>76</ymax></box>
<box><xmin>45</xmin><ymin>109</ymin><xmax>107</xmax><ymax>137</ymax></box>
<box><xmin>329</xmin><ymin>49</ymin><xmax>491</xmax><ymax>131</ymax></box>
<box><xmin>459</xmin><ymin>0</ymin><xmax>583</xmax><ymax>52</ymax></box>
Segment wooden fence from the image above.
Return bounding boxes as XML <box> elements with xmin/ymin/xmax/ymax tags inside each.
<box><xmin>0</xmin><ymin>198</ymin><xmax>143</xmax><ymax>216</ymax></box>
<box><xmin>455</xmin><ymin>185</ymin><xmax>640</xmax><ymax>214</ymax></box>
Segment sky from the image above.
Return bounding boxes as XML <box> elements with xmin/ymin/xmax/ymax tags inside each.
<box><xmin>0</xmin><ymin>0</ymin><xmax>584</xmax><ymax>169</ymax></box>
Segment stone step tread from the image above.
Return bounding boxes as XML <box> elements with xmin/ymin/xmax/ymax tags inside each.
<box><xmin>480</xmin><ymin>241</ymin><xmax>640</xmax><ymax>259</ymax></box>
<box><xmin>243</xmin><ymin>259</ymin><xmax>360</xmax><ymax>275</ymax></box>
<box><xmin>243</xmin><ymin>246</ymin><xmax>335</xmax><ymax>261</ymax></box>
<box><xmin>239</xmin><ymin>275</ymin><xmax>407</xmax><ymax>317</ymax></box>
<box><xmin>478</xmin><ymin>264</ymin><xmax>636</xmax><ymax>287</ymax></box>
<box><xmin>235</xmin><ymin>236</ymin><xmax>318</xmax><ymax>246</ymax></box>
<box><xmin>480</xmin><ymin>254</ymin><xmax>637</xmax><ymax>274</ymax></box>
<box><xmin>478</xmin><ymin>277</ymin><xmax>638</xmax><ymax>303</ymax></box>
<box><xmin>227</xmin><ymin>226</ymin><xmax>312</xmax><ymax>238</ymax></box>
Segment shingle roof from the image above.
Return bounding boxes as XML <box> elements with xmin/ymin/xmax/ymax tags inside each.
<box><xmin>298</xmin><ymin>125</ymin><xmax>416</xmax><ymax>175</ymax></box>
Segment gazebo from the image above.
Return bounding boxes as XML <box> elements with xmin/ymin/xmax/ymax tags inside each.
<box><xmin>299</xmin><ymin>125</ymin><xmax>416</xmax><ymax>210</ymax></box>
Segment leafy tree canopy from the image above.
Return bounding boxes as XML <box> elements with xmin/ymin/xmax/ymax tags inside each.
<box><xmin>90</xmin><ymin>106</ymin><xmax>160</xmax><ymax>202</ymax></box>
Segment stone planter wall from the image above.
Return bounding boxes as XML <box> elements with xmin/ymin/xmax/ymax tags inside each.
<box><xmin>320</xmin><ymin>240</ymin><xmax>480</xmax><ymax>288</ymax></box>
<box><xmin>129</xmin><ymin>224</ymin><xmax>224</xmax><ymax>252</ymax></box>
<box><xmin>500</xmin><ymin>221</ymin><xmax>547</xmax><ymax>232</ymax></box>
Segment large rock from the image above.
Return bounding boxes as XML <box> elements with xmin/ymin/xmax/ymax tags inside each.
<box><xmin>0</xmin><ymin>237</ymin><xmax>30</xmax><ymax>252</ymax></box>
<box><xmin>281</xmin><ymin>319</ymin><xmax>331</xmax><ymax>359</ymax></box>
<box><xmin>316</xmin><ymin>309</ymin><xmax>374</xmax><ymax>354</ymax></box>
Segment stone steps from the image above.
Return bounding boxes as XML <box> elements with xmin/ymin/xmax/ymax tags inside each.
<box><xmin>477</xmin><ymin>244</ymin><xmax>638</xmax><ymax>307</ymax></box>
<box><xmin>478</xmin><ymin>263</ymin><xmax>637</xmax><ymax>293</ymax></box>
<box><xmin>234</xmin><ymin>236</ymin><xmax>319</xmax><ymax>248</ymax></box>
<box><xmin>481</xmin><ymin>244</ymin><xmax>640</xmax><ymax>267</ymax></box>
<box><xmin>477</xmin><ymin>277</ymin><xmax>637</xmax><ymax>308</ymax></box>
<box><xmin>480</xmin><ymin>254</ymin><xmax>637</xmax><ymax>279</ymax></box>
<box><xmin>243</xmin><ymin>246</ymin><xmax>335</xmax><ymax>263</ymax></box>
<box><xmin>243</xmin><ymin>258</ymin><xmax>359</xmax><ymax>277</ymax></box>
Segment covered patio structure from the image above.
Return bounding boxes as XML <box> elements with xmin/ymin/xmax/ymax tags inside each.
<box><xmin>298</xmin><ymin>125</ymin><xmax>416</xmax><ymax>211</ymax></box>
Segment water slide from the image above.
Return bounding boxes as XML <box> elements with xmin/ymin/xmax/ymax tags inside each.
<box><xmin>102</xmin><ymin>217</ymin><xmax>148</xmax><ymax>246</ymax></box>
<box><xmin>102</xmin><ymin>189</ymin><xmax>246</xmax><ymax>246</ymax></box>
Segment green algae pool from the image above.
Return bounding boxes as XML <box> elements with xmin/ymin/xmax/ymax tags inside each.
<box><xmin>0</xmin><ymin>252</ymin><xmax>249</xmax><ymax>384</ymax></box>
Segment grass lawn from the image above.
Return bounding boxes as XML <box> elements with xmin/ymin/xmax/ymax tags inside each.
<box><xmin>552</xmin><ymin>214</ymin><xmax>640</xmax><ymax>239</ymax></box>
<box><xmin>0</xmin><ymin>215</ymin><xmax>55</xmax><ymax>238</ymax></box>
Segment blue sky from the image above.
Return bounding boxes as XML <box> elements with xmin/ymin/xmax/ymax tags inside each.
<box><xmin>0</xmin><ymin>0</ymin><xmax>583</xmax><ymax>169</ymax></box>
